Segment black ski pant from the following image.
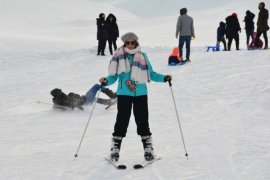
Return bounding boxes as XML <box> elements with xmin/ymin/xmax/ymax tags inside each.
<box><xmin>108</xmin><ymin>39</ymin><xmax>117</xmax><ymax>55</ymax></box>
<box><xmin>246</xmin><ymin>29</ymin><xmax>254</xmax><ymax>45</ymax></box>
<box><xmin>217</xmin><ymin>38</ymin><xmax>227</xmax><ymax>50</ymax></box>
<box><xmin>227</xmin><ymin>33</ymin><xmax>239</xmax><ymax>50</ymax></box>
<box><xmin>256</xmin><ymin>30</ymin><xmax>268</xmax><ymax>47</ymax></box>
<box><xmin>112</xmin><ymin>95</ymin><xmax>152</xmax><ymax>137</ymax></box>
<box><xmin>98</xmin><ymin>39</ymin><xmax>107</xmax><ymax>54</ymax></box>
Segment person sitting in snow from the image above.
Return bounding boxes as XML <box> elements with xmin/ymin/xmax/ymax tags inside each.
<box><xmin>248</xmin><ymin>32</ymin><xmax>263</xmax><ymax>49</ymax></box>
<box><xmin>50</xmin><ymin>84</ymin><xmax>117</xmax><ymax>110</ymax></box>
<box><xmin>216</xmin><ymin>21</ymin><xmax>227</xmax><ymax>51</ymax></box>
<box><xmin>168</xmin><ymin>47</ymin><xmax>183</xmax><ymax>65</ymax></box>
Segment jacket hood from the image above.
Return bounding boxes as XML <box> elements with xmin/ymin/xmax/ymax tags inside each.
<box><xmin>106</xmin><ymin>14</ymin><xmax>117</xmax><ymax>22</ymax></box>
<box><xmin>220</xmin><ymin>21</ymin><xmax>225</xmax><ymax>26</ymax></box>
<box><xmin>259</xmin><ymin>2</ymin><xmax>265</xmax><ymax>10</ymax></box>
<box><xmin>99</xmin><ymin>13</ymin><xmax>105</xmax><ymax>19</ymax></box>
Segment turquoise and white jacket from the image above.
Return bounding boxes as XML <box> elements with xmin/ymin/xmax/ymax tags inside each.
<box><xmin>106</xmin><ymin>52</ymin><xmax>166</xmax><ymax>97</ymax></box>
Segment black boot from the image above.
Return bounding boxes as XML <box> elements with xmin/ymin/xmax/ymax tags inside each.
<box><xmin>110</xmin><ymin>136</ymin><xmax>122</xmax><ymax>161</ymax></box>
<box><xmin>101</xmin><ymin>88</ymin><xmax>117</xmax><ymax>99</ymax></box>
<box><xmin>96</xmin><ymin>98</ymin><xmax>111</xmax><ymax>105</ymax></box>
<box><xmin>141</xmin><ymin>136</ymin><xmax>155</xmax><ymax>161</ymax></box>
<box><xmin>109</xmin><ymin>46</ymin><xmax>113</xmax><ymax>55</ymax></box>
<box><xmin>101</xmin><ymin>50</ymin><xmax>105</xmax><ymax>56</ymax></box>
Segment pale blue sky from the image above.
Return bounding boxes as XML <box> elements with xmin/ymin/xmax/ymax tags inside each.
<box><xmin>91</xmin><ymin>0</ymin><xmax>236</xmax><ymax>18</ymax></box>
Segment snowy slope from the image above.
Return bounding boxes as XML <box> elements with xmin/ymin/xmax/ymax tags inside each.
<box><xmin>1</xmin><ymin>0</ymin><xmax>270</xmax><ymax>180</ymax></box>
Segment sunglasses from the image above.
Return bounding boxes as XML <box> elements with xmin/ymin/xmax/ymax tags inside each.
<box><xmin>125</xmin><ymin>41</ymin><xmax>136</xmax><ymax>46</ymax></box>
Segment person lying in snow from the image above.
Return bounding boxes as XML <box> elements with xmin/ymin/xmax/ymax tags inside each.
<box><xmin>248</xmin><ymin>32</ymin><xmax>263</xmax><ymax>50</ymax></box>
<box><xmin>50</xmin><ymin>84</ymin><xmax>117</xmax><ymax>110</ymax></box>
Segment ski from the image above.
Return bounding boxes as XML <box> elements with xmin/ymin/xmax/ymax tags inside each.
<box><xmin>133</xmin><ymin>156</ymin><xmax>162</xmax><ymax>169</ymax></box>
<box><xmin>105</xmin><ymin>98</ymin><xmax>117</xmax><ymax>110</ymax></box>
<box><xmin>105</xmin><ymin>157</ymin><xmax>127</xmax><ymax>169</ymax></box>
<box><xmin>37</xmin><ymin>100</ymin><xmax>84</xmax><ymax>111</ymax></box>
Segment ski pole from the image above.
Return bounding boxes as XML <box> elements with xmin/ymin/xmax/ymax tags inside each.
<box><xmin>73</xmin><ymin>87</ymin><xmax>102</xmax><ymax>160</ymax></box>
<box><xmin>37</xmin><ymin>100</ymin><xmax>69</xmax><ymax>109</ymax></box>
<box><xmin>168</xmin><ymin>80</ymin><xmax>189</xmax><ymax>159</ymax></box>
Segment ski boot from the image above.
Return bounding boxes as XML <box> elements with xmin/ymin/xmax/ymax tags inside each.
<box><xmin>96</xmin><ymin>98</ymin><xmax>111</xmax><ymax>105</ymax></box>
<box><xmin>185</xmin><ymin>58</ymin><xmax>191</xmax><ymax>63</ymax></box>
<box><xmin>141</xmin><ymin>135</ymin><xmax>155</xmax><ymax>161</ymax></box>
<box><xmin>102</xmin><ymin>88</ymin><xmax>117</xmax><ymax>99</ymax></box>
<box><xmin>102</xmin><ymin>88</ymin><xmax>117</xmax><ymax>106</ymax></box>
<box><xmin>110</xmin><ymin>136</ymin><xmax>122</xmax><ymax>161</ymax></box>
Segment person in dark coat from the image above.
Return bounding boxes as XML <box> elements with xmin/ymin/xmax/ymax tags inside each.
<box><xmin>216</xmin><ymin>21</ymin><xmax>227</xmax><ymax>50</ymax></box>
<box><xmin>256</xmin><ymin>2</ymin><xmax>269</xmax><ymax>49</ymax></box>
<box><xmin>243</xmin><ymin>10</ymin><xmax>255</xmax><ymax>47</ymax></box>
<box><xmin>106</xmin><ymin>14</ymin><xmax>119</xmax><ymax>55</ymax></box>
<box><xmin>225</xmin><ymin>13</ymin><xmax>241</xmax><ymax>50</ymax></box>
<box><xmin>50</xmin><ymin>84</ymin><xmax>117</xmax><ymax>110</ymax></box>
<box><xmin>97</xmin><ymin>13</ymin><xmax>109</xmax><ymax>55</ymax></box>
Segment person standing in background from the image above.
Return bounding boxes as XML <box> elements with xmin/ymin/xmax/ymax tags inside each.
<box><xmin>175</xmin><ymin>8</ymin><xmax>195</xmax><ymax>62</ymax></box>
<box><xmin>256</xmin><ymin>2</ymin><xmax>269</xmax><ymax>49</ymax></box>
<box><xmin>225</xmin><ymin>13</ymin><xmax>241</xmax><ymax>51</ymax></box>
<box><xmin>106</xmin><ymin>14</ymin><xmax>119</xmax><ymax>55</ymax></box>
<box><xmin>243</xmin><ymin>10</ymin><xmax>255</xmax><ymax>48</ymax></box>
<box><xmin>216</xmin><ymin>21</ymin><xmax>227</xmax><ymax>51</ymax></box>
<box><xmin>96</xmin><ymin>13</ymin><xmax>108</xmax><ymax>56</ymax></box>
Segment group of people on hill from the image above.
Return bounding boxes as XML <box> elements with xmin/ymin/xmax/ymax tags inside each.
<box><xmin>97</xmin><ymin>7</ymin><xmax>196</xmax><ymax>65</ymax></box>
<box><xmin>217</xmin><ymin>2</ymin><xmax>269</xmax><ymax>51</ymax></box>
<box><xmin>96</xmin><ymin>13</ymin><xmax>119</xmax><ymax>56</ymax></box>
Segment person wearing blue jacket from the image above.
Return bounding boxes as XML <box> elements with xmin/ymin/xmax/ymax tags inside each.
<box><xmin>99</xmin><ymin>32</ymin><xmax>172</xmax><ymax>162</ymax></box>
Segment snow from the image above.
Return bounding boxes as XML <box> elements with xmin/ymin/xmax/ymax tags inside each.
<box><xmin>1</xmin><ymin>0</ymin><xmax>270</xmax><ymax>179</ymax></box>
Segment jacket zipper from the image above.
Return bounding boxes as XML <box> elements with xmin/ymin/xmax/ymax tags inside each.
<box><xmin>120</xmin><ymin>77</ymin><xmax>123</xmax><ymax>89</ymax></box>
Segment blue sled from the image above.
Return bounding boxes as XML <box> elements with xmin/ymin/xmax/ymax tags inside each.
<box><xmin>206</xmin><ymin>45</ymin><xmax>220</xmax><ymax>52</ymax></box>
<box><xmin>168</xmin><ymin>61</ymin><xmax>187</xmax><ymax>66</ymax></box>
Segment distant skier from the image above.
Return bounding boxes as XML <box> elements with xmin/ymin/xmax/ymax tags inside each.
<box><xmin>99</xmin><ymin>32</ymin><xmax>172</xmax><ymax>162</ymax></box>
<box><xmin>176</xmin><ymin>8</ymin><xmax>195</xmax><ymax>62</ymax></box>
<box><xmin>50</xmin><ymin>84</ymin><xmax>117</xmax><ymax>110</ymax></box>
<box><xmin>225</xmin><ymin>13</ymin><xmax>241</xmax><ymax>51</ymax></box>
<box><xmin>216</xmin><ymin>21</ymin><xmax>227</xmax><ymax>51</ymax></box>
<box><xmin>97</xmin><ymin>13</ymin><xmax>109</xmax><ymax>56</ymax></box>
<box><xmin>106</xmin><ymin>14</ymin><xmax>119</xmax><ymax>55</ymax></box>
<box><xmin>248</xmin><ymin>32</ymin><xmax>263</xmax><ymax>49</ymax></box>
<box><xmin>256</xmin><ymin>2</ymin><xmax>269</xmax><ymax>49</ymax></box>
<box><xmin>243</xmin><ymin>10</ymin><xmax>255</xmax><ymax>48</ymax></box>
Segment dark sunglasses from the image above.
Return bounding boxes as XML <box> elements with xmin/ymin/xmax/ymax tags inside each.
<box><xmin>125</xmin><ymin>41</ymin><xmax>136</xmax><ymax>46</ymax></box>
